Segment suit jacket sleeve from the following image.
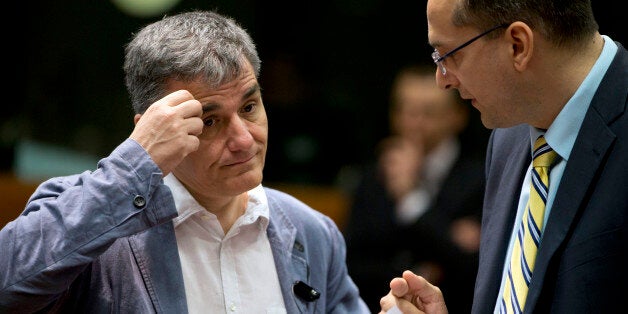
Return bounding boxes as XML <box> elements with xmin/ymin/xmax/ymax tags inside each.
<box><xmin>0</xmin><ymin>138</ymin><xmax>177</xmax><ymax>313</ymax></box>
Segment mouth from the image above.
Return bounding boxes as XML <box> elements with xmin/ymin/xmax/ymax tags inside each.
<box><xmin>460</xmin><ymin>94</ymin><xmax>477</xmax><ymax>107</ymax></box>
<box><xmin>225</xmin><ymin>154</ymin><xmax>256</xmax><ymax>167</ymax></box>
<box><xmin>458</xmin><ymin>92</ymin><xmax>471</xmax><ymax>100</ymax></box>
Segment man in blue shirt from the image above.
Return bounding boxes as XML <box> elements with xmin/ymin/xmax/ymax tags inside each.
<box><xmin>380</xmin><ymin>0</ymin><xmax>628</xmax><ymax>313</ymax></box>
<box><xmin>0</xmin><ymin>10</ymin><xmax>368</xmax><ymax>313</ymax></box>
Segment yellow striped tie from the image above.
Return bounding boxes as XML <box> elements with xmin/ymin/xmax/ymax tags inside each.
<box><xmin>500</xmin><ymin>136</ymin><xmax>558</xmax><ymax>314</ymax></box>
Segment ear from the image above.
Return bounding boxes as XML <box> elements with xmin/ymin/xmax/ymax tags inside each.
<box><xmin>505</xmin><ymin>21</ymin><xmax>534</xmax><ymax>72</ymax></box>
<box><xmin>133</xmin><ymin>113</ymin><xmax>142</xmax><ymax>125</ymax></box>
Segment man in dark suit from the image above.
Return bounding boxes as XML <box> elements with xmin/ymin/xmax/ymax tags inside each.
<box><xmin>344</xmin><ymin>64</ymin><xmax>486</xmax><ymax>313</ymax></box>
<box><xmin>379</xmin><ymin>0</ymin><xmax>628</xmax><ymax>313</ymax></box>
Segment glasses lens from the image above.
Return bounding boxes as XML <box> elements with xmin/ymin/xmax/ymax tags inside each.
<box><xmin>431</xmin><ymin>50</ymin><xmax>446</xmax><ymax>75</ymax></box>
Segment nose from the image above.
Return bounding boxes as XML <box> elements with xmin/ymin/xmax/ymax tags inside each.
<box><xmin>435</xmin><ymin>67</ymin><xmax>458</xmax><ymax>90</ymax></box>
<box><xmin>226</xmin><ymin>116</ymin><xmax>254</xmax><ymax>151</ymax></box>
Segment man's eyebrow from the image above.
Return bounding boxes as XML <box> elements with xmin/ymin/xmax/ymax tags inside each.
<box><xmin>201</xmin><ymin>84</ymin><xmax>260</xmax><ymax>113</ymax></box>
<box><xmin>243</xmin><ymin>84</ymin><xmax>261</xmax><ymax>100</ymax></box>
<box><xmin>202</xmin><ymin>103</ymin><xmax>219</xmax><ymax>113</ymax></box>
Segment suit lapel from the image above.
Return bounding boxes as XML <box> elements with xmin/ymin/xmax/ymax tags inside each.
<box><xmin>266</xmin><ymin>191</ymin><xmax>309</xmax><ymax>313</ymax></box>
<box><xmin>474</xmin><ymin>126</ymin><xmax>530</xmax><ymax>313</ymax></box>
<box><xmin>526</xmin><ymin>43</ymin><xmax>627</xmax><ymax>310</ymax></box>
<box><xmin>128</xmin><ymin>222</ymin><xmax>188</xmax><ymax>314</ymax></box>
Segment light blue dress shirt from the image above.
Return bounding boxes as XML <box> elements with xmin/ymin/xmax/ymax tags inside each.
<box><xmin>493</xmin><ymin>35</ymin><xmax>618</xmax><ymax>312</ymax></box>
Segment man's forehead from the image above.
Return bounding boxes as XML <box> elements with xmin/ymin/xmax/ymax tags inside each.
<box><xmin>427</xmin><ymin>0</ymin><xmax>454</xmax><ymax>43</ymax></box>
<box><xmin>427</xmin><ymin>0</ymin><xmax>472</xmax><ymax>49</ymax></box>
<box><xmin>427</xmin><ymin>0</ymin><xmax>455</xmax><ymax>20</ymax></box>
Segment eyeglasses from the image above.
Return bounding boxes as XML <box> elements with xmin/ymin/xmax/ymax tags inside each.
<box><xmin>431</xmin><ymin>24</ymin><xmax>508</xmax><ymax>75</ymax></box>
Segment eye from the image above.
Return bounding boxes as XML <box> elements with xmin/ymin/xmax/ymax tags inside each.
<box><xmin>242</xmin><ymin>103</ymin><xmax>255</xmax><ymax>113</ymax></box>
<box><xmin>203</xmin><ymin>117</ymin><xmax>215</xmax><ymax>127</ymax></box>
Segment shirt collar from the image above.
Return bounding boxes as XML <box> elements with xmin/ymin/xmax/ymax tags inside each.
<box><xmin>164</xmin><ymin>174</ymin><xmax>269</xmax><ymax>229</ymax></box>
<box><xmin>530</xmin><ymin>35</ymin><xmax>618</xmax><ymax>159</ymax></box>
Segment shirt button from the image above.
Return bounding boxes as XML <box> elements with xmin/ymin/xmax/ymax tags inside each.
<box><xmin>133</xmin><ymin>195</ymin><xmax>146</xmax><ymax>209</ymax></box>
<box><xmin>229</xmin><ymin>304</ymin><xmax>236</xmax><ymax>311</ymax></box>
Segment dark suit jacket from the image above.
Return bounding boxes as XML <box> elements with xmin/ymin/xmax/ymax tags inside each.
<box><xmin>345</xmin><ymin>142</ymin><xmax>485</xmax><ymax>313</ymax></box>
<box><xmin>473</xmin><ymin>42</ymin><xmax>628</xmax><ymax>313</ymax></box>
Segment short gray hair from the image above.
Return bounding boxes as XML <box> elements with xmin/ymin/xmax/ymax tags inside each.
<box><xmin>123</xmin><ymin>10</ymin><xmax>261</xmax><ymax>114</ymax></box>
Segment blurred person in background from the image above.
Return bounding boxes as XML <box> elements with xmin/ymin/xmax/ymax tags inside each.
<box><xmin>344</xmin><ymin>64</ymin><xmax>486</xmax><ymax>313</ymax></box>
<box><xmin>0</xmin><ymin>10</ymin><xmax>368</xmax><ymax>313</ymax></box>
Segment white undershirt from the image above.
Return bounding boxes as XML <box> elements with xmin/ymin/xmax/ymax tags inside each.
<box><xmin>164</xmin><ymin>174</ymin><xmax>286</xmax><ymax>314</ymax></box>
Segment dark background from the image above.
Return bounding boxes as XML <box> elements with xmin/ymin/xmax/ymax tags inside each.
<box><xmin>3</xmin><ymin>0</ymin><xmax>625</xmax><ymax>186</ymax></box>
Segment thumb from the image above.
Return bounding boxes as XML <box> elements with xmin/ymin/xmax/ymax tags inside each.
<box><xmin>390</xmin><ymin>277</ymin><xmax>410</xmax><ymax>298</ymax></box>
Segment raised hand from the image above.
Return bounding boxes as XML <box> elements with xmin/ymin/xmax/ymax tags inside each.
<box><xmin>130</xmin><ymin>90</ymin><xmax>204</xmax><ymax>175</ymax></box>
<box><xmin>379</xmin><ymin>270</ymin><xmax>448</xmax><ymax>314</ymax></box>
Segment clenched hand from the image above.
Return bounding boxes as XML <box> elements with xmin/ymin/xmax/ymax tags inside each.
<box><xmin>130</xmin><ymin>90</ymin><xmax>204</xmax><ymax>176</ymax></box>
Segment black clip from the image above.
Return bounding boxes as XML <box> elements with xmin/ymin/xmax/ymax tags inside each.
<box><xmin>293</xmin><ymin>280</ymin><xmax>320</xmax><ymax>302</ymax></box>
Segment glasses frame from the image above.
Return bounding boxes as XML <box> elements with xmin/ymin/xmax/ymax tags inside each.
<box><xmin>432</xmin><ymin>23</ymin><xmax>508</xmax><ymax>75</ymax></box>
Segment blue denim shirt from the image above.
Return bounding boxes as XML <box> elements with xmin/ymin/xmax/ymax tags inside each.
<box><xmin>0</xmin><ymin>138</ymin><xmax>368</xmax><ymax>314</ymax></box>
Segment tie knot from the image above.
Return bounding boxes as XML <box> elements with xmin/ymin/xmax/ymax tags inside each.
<box><xmin>533</xmin><ymin>136</ymin><xmax>558</xmax><ymax>168</ymax></box>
